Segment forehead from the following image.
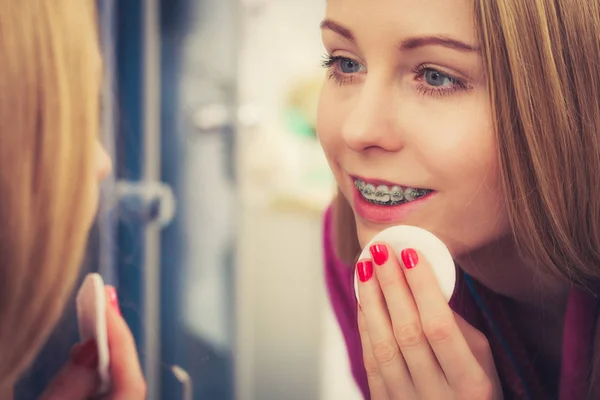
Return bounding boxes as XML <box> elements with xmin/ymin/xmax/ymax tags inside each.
<box><xmin>324</xmin><ymin>0</ymin><xmax>477</xmax><ymax>46</ymax></box>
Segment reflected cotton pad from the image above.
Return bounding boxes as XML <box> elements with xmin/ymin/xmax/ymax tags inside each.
<box><xmin>355</xmin><ymin>225</ymin><xmax>456</xmax><ymax>305</ymax></box>
<box><xmin>76</xmin><ymin>273</ymin><xmax>111</xmax><ymax>395</ymax></box>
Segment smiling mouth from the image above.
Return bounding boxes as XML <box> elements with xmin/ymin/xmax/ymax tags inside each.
<box><xmin>354</xmin><ymin>178</ymin><xmax>432</xmax><ymax>206</ymax></box>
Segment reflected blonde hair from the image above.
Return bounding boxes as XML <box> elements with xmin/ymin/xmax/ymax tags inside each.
<box><xmin>333</xmin><ymin>0</ymin><xmax>600</xmax><ymax>288</ymax></box>
<box><xmin>0</xmin><ymin>0</ymin><xmax>101</xmax><ymax>389</ymax></box>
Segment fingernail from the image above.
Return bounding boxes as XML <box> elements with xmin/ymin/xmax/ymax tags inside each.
<box><xmin>369</xmin><ymin>244</ymin><xmax>388</xmax><ymax>266</ymax></box>
<box><xmin>401</xmin><ymin>248</ymin><xmax>419</xmax><ymax>269</ymax></box>
<box><xmin>357</xmin><ymin>260</ymin><xmax>373</xmax><ymax>282</ymax></box>
<box><xmin>70</xmin><ymin>339</ymin><xmax>98</xmax><ymax>369</ymax></box>
<box><xmin>107</xmin><ymin>287</ymin><xmax>121</xmax><ymax>316</ymax></box>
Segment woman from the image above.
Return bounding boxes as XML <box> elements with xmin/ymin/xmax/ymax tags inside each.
<box><xmin>319</xmin><ymin>0</ymin><xmax>600</xmax><ymax>398</ymax></box>
<box><xmin>0</xmin><ymin>1</ymin><xmax>146</xmax><ymax>398</ymax></box>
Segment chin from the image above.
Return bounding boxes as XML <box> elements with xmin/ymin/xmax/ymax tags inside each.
<box><xmin>355</xmin><ymin>223</ymin><xmax>388</xmax><ymax>249</ymax></box>
<box><xmin>354</xmin><ymin>219</ymin><xmax>469</xmax><ymax>258</ymax></box>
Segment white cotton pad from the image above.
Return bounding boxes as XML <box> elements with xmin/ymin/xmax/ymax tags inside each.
<box><xmin>76</xmin><ymin>273</ymin><xmax>111</xmax><ymax>395</ymax></box>
<box><xmin>354</xmin><ymin>225</ymin><xmax>456</xmax><ymax>305</ymax></box>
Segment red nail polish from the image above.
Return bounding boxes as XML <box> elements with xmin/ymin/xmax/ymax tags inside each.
<box><xmin>369</xmin><ymin>244</ymin><xmax>389</xmax><ymax>266</ymax></box>
<box><xmin>401</xmin><ymin>248</ymin><xmax>419</xmax><ymax>269</ymax></box>
<box><xmin>107</xmin><ymin>287</ymin><xmax>121</xmax><ymax>316</ymax></box>
<box><xmin>357</xmin><ymin>260</ymin><xmax>374</xmax><ymax>282</ymax></box>
<box><xmin>70</xmin><ymin>339</ymin><xmax>98</xmax><ymax>369</ymax></box>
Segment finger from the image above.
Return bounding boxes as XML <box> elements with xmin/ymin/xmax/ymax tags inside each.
<box><xmin>370</xmin><ymin>243</ymin><xmax>448</xmax><ymax>398</ymax></box>
<box><xmin>356</xmin><ymin>258</ymin><xmax>415</xmax><ymax>399</ymax></box>
<box><xmin>400</xmin><ymin>249</ymin><xmax>488</xmax><ymax>391</ymax></box>
<box><xmin>358</xmin><ymin>308</ymin><xmax>391</xmax><ymax>400</ymax></box>
<box><xmin>39</xmin><ymin>340</ymin><xmax>99</xmax><ymax>400</ymax></box>
<box><xmin>105</xmin><ymin>286</ymin><xmax>147</xmax><ymax>399</ymax></box>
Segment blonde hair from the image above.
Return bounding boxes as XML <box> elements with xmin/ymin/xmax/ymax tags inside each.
<box><xmin>333</xmin><ymin>0</ymin><xmax>600</xmax><ymax>286</ymax></box>
<box><xmin>0</xmin><ymin>0</ymin><xmax>101</xmax><ymax>389</ymax></box>
<box><xmin>475</xmin><ymin>0</ymin><xmax>600</xmax><ymax>289</ymax></box>
<box><xmin>474</xmin><ymin>0</ymin><xmax>600</xmax><ymax>394</ymax></box>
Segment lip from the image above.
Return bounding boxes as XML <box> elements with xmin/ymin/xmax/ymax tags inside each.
<box><xmin>351</xmin><ymin>177</ymin><xmax>435</xmax><ymax>224</ymax></box>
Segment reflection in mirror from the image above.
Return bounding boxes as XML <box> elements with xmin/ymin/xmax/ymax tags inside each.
<box><xmin>14</xmin><ymin>0</ymin><xmax>355</xmax><ymax>399</ymax></box>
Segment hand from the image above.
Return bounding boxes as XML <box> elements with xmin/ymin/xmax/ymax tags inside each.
<box><xmin>40</xmin><ymin>286</ymin><xmax>147</xmax><ymax>400</ymax></box>
<box><xmin>356</xmin><ymin>244</ymin><xmax>502</xmax><ymax>400</ymax></box>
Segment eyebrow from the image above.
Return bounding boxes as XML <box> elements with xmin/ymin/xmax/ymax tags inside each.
<box><xmin>320</xmin><ymin>19</ymin><xmax>355</xmax><ymax>41</ymax></box>
<box><xmin>400</xmin><ymin>35</ymin><xmax>479</xmax><ymax>52</ymax></box>
<box><xmin>320</xmin><ymin>19</ymin><xmax>479</xmax><ymax>53</ymax></box>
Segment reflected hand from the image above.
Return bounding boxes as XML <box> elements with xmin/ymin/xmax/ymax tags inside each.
<box><xmin>356</xmin><ymin>244</ymin><xmax>502</xmax><ymax>400</ymax></box>
<box><xmin>39</xmin><ymin>287</ymin><xmax>146</xmax><ymax>400</ymax></box>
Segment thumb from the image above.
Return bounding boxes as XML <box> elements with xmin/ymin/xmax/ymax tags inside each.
<box><xmin>39</xmin><ymin>339</ymin><xmax>100</xmax><ymax>400</ymax></box>
<box><xmin>454</xmin><ymin>312</ymin><xmax>494</xmax><ymax>367</ymax></box>
<box><xmin>454</xmin><ymin>312</ymin><xmax>489</xmax><ymax>353</ymax></box>
<box><xmin>454</xmin><ymin>312</ymin><xmax>503</xmax><ymax>399</ymax></box>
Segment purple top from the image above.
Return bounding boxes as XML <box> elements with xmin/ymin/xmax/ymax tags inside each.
<box><xmin>322</xmin><ymin>206</ymin><xmax>598</xmax><ymax>400</ymax></box>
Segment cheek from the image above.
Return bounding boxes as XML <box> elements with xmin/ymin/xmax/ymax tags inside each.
<box><xmin>410</xmin><ymin>103</ymin><xmax>510</xmax><ymax>251</ymax></box>
<box><xmin>413</xmin><ymin>98</ymin><xmax>498</xmax><ymax>192</ymax></box>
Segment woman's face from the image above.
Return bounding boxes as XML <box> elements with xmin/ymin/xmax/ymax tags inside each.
<box><xmin>89</xmin><ymin>46</ymin><xmax>112</xmax><ymax>222</ymax></box>
<box><xmin>317</xmin><ymin>0</ymin><xmax>511</xmax><ymax>256</ymax></box>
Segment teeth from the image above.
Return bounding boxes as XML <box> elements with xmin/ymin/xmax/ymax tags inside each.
<box><xmin>405</xmin><ymin>188</ymin><xmax>429</xmax><ymax>202</ymax></box>
<box><xmin>354</xmin><ymin>178</ymin><xmax>430</xmax><ymax>205</ymax></box>
<box><xmin>364</xmin><ymin>184</ymin><xmax>377</xmax><ymax>201</ymax></box>
<box><xmin>404</xmin><ymin>188</ymin><xmax>418</xmax><ymax>201</ymax></box>
<box><xmin>375</xmin><ymin>185</ymin><xmax>391</xmax><ymax>202</ymax></box>
<box><xmin>391</xmin><ymin>186</ymin><xmax>404</xmax><ymax>202</ymax></box>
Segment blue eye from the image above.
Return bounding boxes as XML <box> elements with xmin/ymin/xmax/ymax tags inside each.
<box><xmin>424</xmin><ymin>69</ymin><xmax>454</xmax><ymax>87</ymax></box>
<box><xmin>321</xmin><ymin>54</ymin><xmax>366</xmax><ymax>85</ymax></box>
<box><xmin>339</xmin><ymin>58</ymin><xmax>363</xmax><ymax>74</ymax></box>
<box><xmin>413</xmin><ymin>64</ymin><xmax>472</xmax><ymax>97</ymax></box>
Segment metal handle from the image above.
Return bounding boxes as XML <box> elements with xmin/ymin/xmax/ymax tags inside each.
<box><xmin>171</xmin><ymin>365</ymin><xmax>193</xmax><ymax>400</ymax></box>
<box><xmin>116</xmin><ymin>180</ymin><xmax>176</xmax><ymax>227</ymax></box>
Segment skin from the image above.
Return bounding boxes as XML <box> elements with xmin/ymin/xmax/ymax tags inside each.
<box><xmin>317</xmin><ymin>0</ymin><xmax>569</xmax><ymax>396</ymax></box>
<box><xmin>357</xmin><ymin>250</ymin><xmax>502</xmax><ymax>399</ymax></box>
<box><xmin>96</xmin><ymin>141</ymin><xmax>113</xmax><ymax>190</ymax></box>
<box><xmin>39</xmin><ymin>287</ymin><xmax>147</xmax><ymax>400</ymax></box>
<box><xmin>318</xmin><ymin>0</ymin><xmax>504</xmax><ymax>257</ymax></box>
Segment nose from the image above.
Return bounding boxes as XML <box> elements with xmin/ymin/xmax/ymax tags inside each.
<box><xmin>341</xmin><ymin>80</ymin><xmax>405</xmax><ymax>153</ymax></box>
<box><xmin>96</xmin><ymin>141</ymin><xmax>113</xmax><ymax>181</ymax></box>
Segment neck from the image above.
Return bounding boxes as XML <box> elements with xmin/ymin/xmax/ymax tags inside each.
<box><xmin>457</xmin><ymin>235</ymin><xmax>570</xmax><ymax>306</ymax></box>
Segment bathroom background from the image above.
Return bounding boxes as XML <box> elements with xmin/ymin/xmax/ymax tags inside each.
<box><xmin>15</xmin><ymin>0</ymin><xmax>362</xmax><ymax>399</ymax></box>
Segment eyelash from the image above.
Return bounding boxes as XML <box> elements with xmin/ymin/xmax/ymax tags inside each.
<box><xmin>321</xmin><ymin>53</ymin><xmax>472</xmax><ymax>97</ymax></box>
<box><xmin>321</xmin><ymin>54</ymin><xmax>359</xmax><ymax>85</ymax></box>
